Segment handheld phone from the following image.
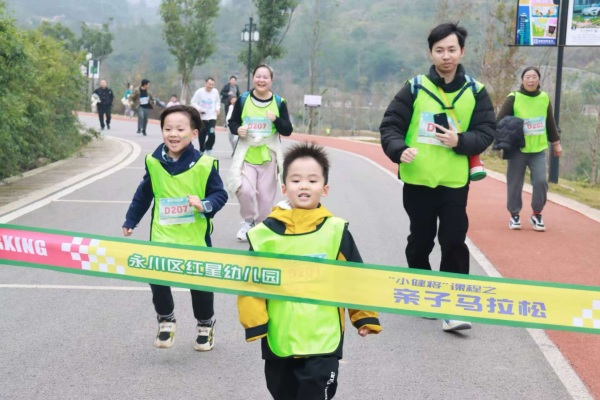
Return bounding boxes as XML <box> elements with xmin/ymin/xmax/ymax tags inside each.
<box><xmin>433</xmin><ymin>113</ymin><xmax>449</xmax><ymax>133</ymax></box>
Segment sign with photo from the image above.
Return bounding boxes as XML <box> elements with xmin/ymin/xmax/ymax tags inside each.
<box><xmin>566</xmin><ymin>0</ymin><xmax>600</xmax><ymax>45</ymax></box>
<box><xmin>515</xmin><ymin>0</ymin><xmax>560</xmax><ymax>46</ymax></box>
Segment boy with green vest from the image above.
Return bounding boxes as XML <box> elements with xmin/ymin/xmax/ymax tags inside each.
<box><xmin>238</xmin><ymin>142</ymin><xmax>382</xmax><ymax>400</ymax></box>
<box><xmin>379</xmin><ymin>23</ymin><xmax>495</xmax><ymax>332</ymax></box>
<box><xmin>122</xmin><ymin>105</ymin><xmax>228</xmax><ymax>351</ymax></box>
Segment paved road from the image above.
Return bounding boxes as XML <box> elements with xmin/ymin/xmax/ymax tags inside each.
<box><xmin>0</xmin><ymin>115</ymin><xmax>586</xmax><ymax>399</ymax></box>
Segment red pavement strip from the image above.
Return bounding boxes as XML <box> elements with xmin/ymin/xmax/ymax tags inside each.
<box><xmin>83</xmin><ymin>113</ymin><xmax>599</xmax><ymax>395</ymax></box>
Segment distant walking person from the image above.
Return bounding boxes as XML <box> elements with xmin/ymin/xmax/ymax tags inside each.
<box><xmin>497</xmin><ymin>66</ymin><xmax>562</xmax><ymax>232</ymax></box>
<box><xmin>220</xmin><ymin>75</ymin><xmax>240</xmax><ymax>120</ymax></box>
<box><xmin>93</xmin><ymin>80</ymin><xmax>114</xmax><ymax>130</ymax></box>
<box><xmin>129</xmin><ymin>79</ymin><xmax>155</xmax><ymax>136</ymax></box>
<box><xmin>191</xmin><ymin>77</ymin><xmax>220</xmax><ymax>155</ymax></box>
<box><xmin>122</xmin><ymin>83</ymin><xmax>134</xmax><ymax>118</ymax></box>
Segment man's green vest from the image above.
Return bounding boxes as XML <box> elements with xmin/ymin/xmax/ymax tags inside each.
<box><xmin>247</xmin><ymin>216</ymin><xmax>347</xmax><ymax>357</ymax></box>
<box><xmin>146</xmin><ymin>154</ymin><xmax>215</xmax><ymax>246</ymax></box>
<box><xmin>512</xmin><ymin>91</ymin><xmax>550</xmax><ymax>153</ymax></box>
<box><xmin>401</xmin><ymin>76</ymin><xmax>480</xmax><ymax>188</ymax></box>
<box><xmin>241</xmin><ymin>96</ymin><xmax>281</xmax><ymax>165</ymax></box>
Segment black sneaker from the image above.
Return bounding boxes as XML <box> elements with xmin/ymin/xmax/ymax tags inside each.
<box><xmin>194</xmin><ymin>318</ymin><xmax>216</xmax><ymax>351</ymax></box>
<box><xmin>136</xmin><ymin>130</ymin><xmax>141</xmax><ymax>134</ymax></box>
<box><xmin>142</xmin><ymin>131</ymin><xmax>147</xmax><ymax>136</ymax></box>
<box><xmin>530</xmin><ymin>214</ymin><xmax>546</xmax><ymax>232</ymax></box>
<box><xmin>154</xmin><ymin>320</ymin><xmax>176</xmax><ymax>348</ymax></box>
<box><xmin>107</xmin><ymin>124</ymin><xmax>110</xmax><ymax>130</ymax></box>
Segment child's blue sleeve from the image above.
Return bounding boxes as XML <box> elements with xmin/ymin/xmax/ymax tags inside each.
<box><xmin>202</xmin><ymin>166</ymin><xmax>228</xmax><ymax>218</ymax></box>
<box><xmin>123</xmin><ymin>172</ymin><xmax>153</xmax><ymax>229</ymax></box>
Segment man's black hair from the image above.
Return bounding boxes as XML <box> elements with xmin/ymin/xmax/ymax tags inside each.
<box><xmin>160</xmin><ymin>105</ymin><xmax>203</xmax><ymax>131</ymax></box>
<box><xmin>141</xmin><ymin>78</ymin><xmax>150</xmax><ymax>86</ymax></box>
<box><xmin>229</xmin><ymin>75</ymin><xmax>237</xmax><ymax>80</ymax></box>
<box><xmin>282</xmin><ymin>142</ymin><xmax>330</xmax><ymax>184</ymax></box>
<box><xmin>427</xmin><ymin>22</ymin><xmax>468</xmax><ymax>50</ymax></box>
<box><xmin>206</xmin><ymin>77</ymin><xmax>214</xmax><ymax>82</ymax></box>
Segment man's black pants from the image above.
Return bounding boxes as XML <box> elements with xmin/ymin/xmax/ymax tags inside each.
<box><xmin>199</xmin><ymin>119</ymin><xmax>216</xmax><ymax>152</ymax></box>
<box><xmin>265</xmin><ymin>356</ymin><xmax>339</xmax><ymax>400</ymax></box>
<box><xmin>98</xmin><ymin>105</ymin><xmax>111</xmax><ymax>129</ymax></box>
<box><xmin>402</xmin><ymin>183</ymin><xmax>470</xmax><ymax>274</ymax></box>
<box><xmin>150</xmin><ymin>284</ymin><xmax>214</xmax><ymax>321</ymax></box>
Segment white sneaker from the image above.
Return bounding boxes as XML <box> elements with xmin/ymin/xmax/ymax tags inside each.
<box><xmin>530</xmin><ymin>214</ymin><xmax>546</xmax><ymax>232</ymax></box>
<box><xmin>154</xmin><ymin>321</ymin><xmax>176</xmax><ymax>348</ymax></box>
<box><xmin>236</xmin><ymin>220</ymin><xmax>255</xmax><ymax>241</ymax></box>
<box><xmin>194</xmin><ymin>318</ymin><xmax>216</xmax><ymax>351</ymax></box>
<box><xmin>442</xmin><ymin>319</ymin><xmax>472</xmax><ymax>332</ymax></box>
<box><xmin>205</xmin><ymin>150</ymin><xmax>213</xmax><ymax>156</ymax></box>
<box><xmin>509</xmin><ymin>215</ymin><xmax>522</xmax><ymax>230</ymax></box>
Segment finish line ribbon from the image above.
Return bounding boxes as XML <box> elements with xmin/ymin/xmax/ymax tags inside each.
<box><xmin>1</xmin><ymin>224</ymin><xmax>599</xmax><ymax>334</ymax></box>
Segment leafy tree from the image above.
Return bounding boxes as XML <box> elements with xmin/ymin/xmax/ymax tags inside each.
<box><xmin>80</xmin><ymin>21</ymin><xmax>114</xmax><ymax>62</ymax></box>
<box><xmin>160</xmin><ymin>0</ymin><xmax>220</xmax><ymax>102</ymax></box>
<box><xmin>239</xmin><ymin>0</ymin><xmax>298</xmax><ymax>69</ymax></box>
<box><xmin>37</xmin><ymin>21</ymin><xmax>80</xmax><ymax>53</ymax></box>
<box><xmin>0</xmin><ymin>1</ymin><xmax>94</xmax><ymax>180</ymax></box>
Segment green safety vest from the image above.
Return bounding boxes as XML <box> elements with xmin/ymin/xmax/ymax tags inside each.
<box><xmin>146</xmin><ymin>154</ymin><xmax>216</xmax><ymax>246</ymax></box>
<box><xmin>400</xmin><ymin>75</ymin><xmax>480</xmax><ymax>188</ymax></box>
<box><xmin>247</xmin><ymin>216</ymin><xmax>347</xmax><ymax>357</ymax></box>
<box><xmin>241</xmin><ymin>95</ymin><xmax>282</xmax><ymax>165</ymax></box>
<box><xmin>512</xmin><ymin>91</ymin><xmax>550</xmax><ymax>153</ymax></box>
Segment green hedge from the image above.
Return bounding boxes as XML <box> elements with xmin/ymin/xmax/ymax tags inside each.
<box><xmin>0</xmin><ymin>5</ymin><xmax>94</xmax><ymax>180</ymax></box>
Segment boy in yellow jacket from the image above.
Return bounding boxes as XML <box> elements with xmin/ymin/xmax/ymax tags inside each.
<box><xmin>238</xmin><ymin>142</ymin><xmax>381</xmax><ymax>400</ymax></box>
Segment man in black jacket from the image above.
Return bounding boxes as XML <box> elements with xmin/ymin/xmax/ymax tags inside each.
<box><xmin>220</xmin><ymin>75</ymin><xmax>240</xmax><ymax>118</ymax></box>
<box><xmin>93</xmin><ymin>80</ymin><xmax>114</xmax><ymax>130</ymax></box>
<box><xmin>379</xmin><ymin>22</ymin><xmax>495</xmax><ymax>332</ymax></box>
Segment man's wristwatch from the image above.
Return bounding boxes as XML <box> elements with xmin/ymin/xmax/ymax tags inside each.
<box><xmin>201</xmin><ymin>200</ymin><xmax>213</xmax><ymax>213</ymax></box>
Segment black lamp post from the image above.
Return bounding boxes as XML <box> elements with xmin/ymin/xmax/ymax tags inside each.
<box><xmin>241</xmin><ymin>17</ymin><xmax>259</xmax><ymax>91</ymax></box>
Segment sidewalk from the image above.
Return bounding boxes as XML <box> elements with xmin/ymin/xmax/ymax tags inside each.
<box><xmin>0</xmin><ymin>135</ymin><xmax>134</xmax><ymax>219</ymax></box>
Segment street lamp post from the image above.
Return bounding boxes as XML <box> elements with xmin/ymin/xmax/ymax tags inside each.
<box><xmin>85</xmin><ymin>52</ymin><xmax>93</xmax><ymax>111</ymax></box>
<box><xmin>241</xmin><ymin>17</ymin><xmax>259</xmax><ymax>91</ymax></box>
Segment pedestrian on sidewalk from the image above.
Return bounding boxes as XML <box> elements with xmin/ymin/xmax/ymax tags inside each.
<box><xmin>379</xmin><ymin>22</ymin><xmax>495</xmax><ymax>332</ymax></box>
<box><xmin>497</xmin><ymin>66</ymin><xmax>562</xmax><ymax>232</ymax></box>
<box><xmin>93</xmin><ymin>79</ymin><xmax>114</xmax><ymax>130</ymax></box>
<box><xmin>238</xmin><ymin>142</ymin><xmax>381</xmax><ymax>400</ymax></box>
<box><xmin>191</xmin><ymin>77</ymin><xmax>220</xmax><ymax>155</ymax></box>
<box><xmin>227</xmin><ymin>64</ymin><xmax>293</xmax><ymax>241</ymax></box>
<box><xmin>129</xmin><ymin>79</ymin><xmax>155</xmax><ymax>136</ymax></box>
<box><xmin>122</xmin><ymin>105</ymin><xmax>228</xmax><ymax>351</ymax></box>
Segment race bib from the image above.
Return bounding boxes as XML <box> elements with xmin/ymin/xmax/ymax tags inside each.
<box><xmin>244</xmin><ymin>116</ymin><xmax>274</xmax><ymax>138</ymax></box>
<box><xmin>140</xmin><ymin>96</ymin><xmax>149</xmax><ymax>105</ymax></box>
<box><xmin>523</xmin><ymin>117</ymin><xmax>546</xmax><ymax>136</ymax></box>
<box><xmin>158</xmin><ymin>197</ymin><xmax>197</xmax><ymax>225</ymax></box>
<box><xmin>416</xmin><ymin>112</ymin><xmax>456</xmax><ymax>147</ymax></box>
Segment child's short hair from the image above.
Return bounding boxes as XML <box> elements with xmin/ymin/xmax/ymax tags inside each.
<box><xmin>160</xmin><ymin>105</ymin><xmax>203</xmax><ymax>131</ymax></box>
<box><xmin>282</xmin><ymin>142</ymin><xmax>330</xmax><ymax>184</ymax></box>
